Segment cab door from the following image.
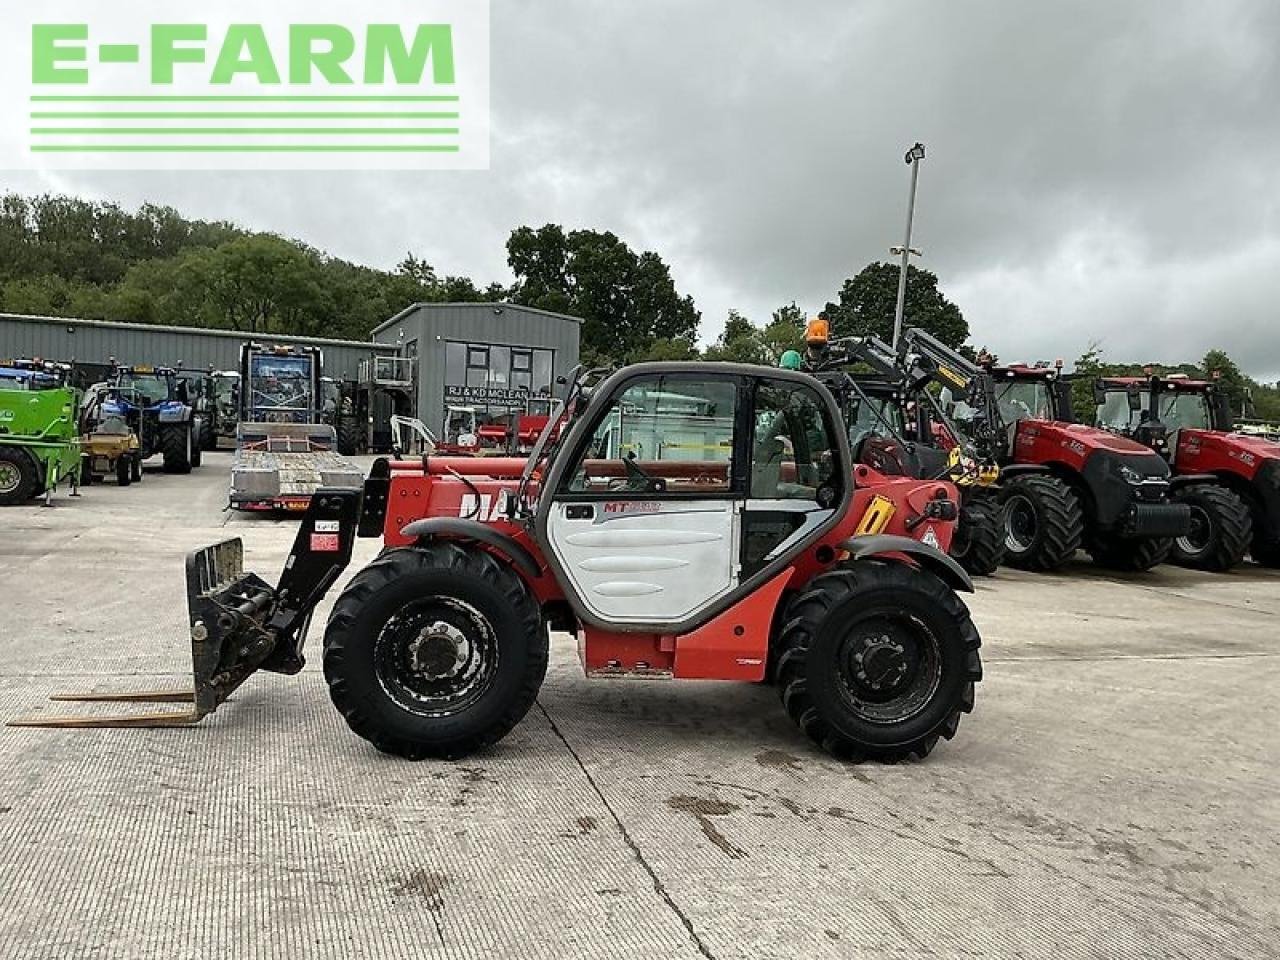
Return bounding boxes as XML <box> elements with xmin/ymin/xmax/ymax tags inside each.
<box><xmin>543</xmin><ymin>372</ymin><xmax>744</xmax><ymax>626</ymax></box>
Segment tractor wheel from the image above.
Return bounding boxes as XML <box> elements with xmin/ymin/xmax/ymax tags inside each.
<box><xmin>1087</xmin><ymin>534</ymin><xmax>1171</xmax><ymax>572</ymax></box>
<box><xmin>998</xmin><ymin>475</ymin><xmax>1083</xmax><ymax>571</ymax></box>
<box><xmin>336</xmin><ymin>416</ymin><xmax>361</xmax><ymax>456</ymax></box>
<box><xmin>1169</xmin><ymin>484</ymin><xmax>1252</xmax><ymax>572</ymax></box>
<box><xmin>323</xmin><ymin>543</ymin><xmax>547</xmax><ymax>760</ymax></box>
<box><xmin>190</xmin><ymin>428</ymin><xmax>203</xmax><ymax>469</ymax></box>
<box><xmin>0</xmin><ymin>448</ymin><xmax>38</xmax><ymax>505</ymax></box>
<box><xmin>775</xmin><ymin>560</ymin><xmax>982</xmax><ymax>763</ymax></box>
<box><xmin>950</xmin><ymin>500</ymin><xmax>1006</xmax><ymax>576</ymax></box>
<box><xmin>198</xmin><ymin>416</ymin><xmax>216</xmax><ymax>452</ymax></box>
<box><xmin>131</xmin><ymin>455</ymin><xmax>142</xmax><ymax>483</ymax></box>
<box><xmin>160</xmin><ymin>424</ymin><xmax>193</xmax><ymax>474</ymax></box>
<box><xmin>116</xmin><ymin>456</ymin><xmax>132</xmax><ymax>487</ymax></box>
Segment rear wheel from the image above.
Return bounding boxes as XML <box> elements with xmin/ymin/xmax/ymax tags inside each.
<box><xmin>998</xmin><ymin>475</ymin><xmax>1083</xmax><ymax>571</ymax></box>
<box><xmin>1088</xmin><ymin>534</ymin><xmax>1170</xmax><ymax>572</ymax></box>
<box><xmin>1169</xmin><ymin>484</ymin><xmax>1251</xmax><ymax>572</ymax></box>
<box><xmin>775</xmin><ymin>560</ymin><xmax>982</xmax><ymax>763</ymax></box>
<box><xmin>198</xmin><ymin>416</ymin><xmax>216</xmax><ymax>452</ymax></box>
<box><xmin>130</xmin><ymin>455</ymin><xmax>142</xmax><ymax>483</ymax></box>
<box><xmin>160</xmin><ymin>424</ymin><xmax>193</xmax><ymax>474</ymax></box>
<box><xmin>950</xmin><ymin>499</ymin><xmax>1006</xmax><ymax>576</ymax></box>
<box><xmin>323</xmin><ymin>543</ymin><xmax>547</xmax><ymax>760</ymax></box>
<box><xmin>0</xmin><ymin>448</ymin><xmax>38</xmax><ymax>505</ymax></box>
<box><xmin>116</xmin><ymin>455</ymin><xmax>132</xmax><ymax>487</ymax></box>
<box><xmin>190</xmin><ymin>424</ymin><xmax>203</xmax><ymax>468</ymax></box>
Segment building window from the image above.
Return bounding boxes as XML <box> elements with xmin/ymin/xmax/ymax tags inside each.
<box><xmin>442</xmin><ymin>339</ymin><xmax>557</xmax><ymax>433</ymax></box>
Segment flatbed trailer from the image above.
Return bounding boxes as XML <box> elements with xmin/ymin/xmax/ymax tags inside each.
<box><xmin>229</xmin><ymin>345</ymin><xmax>362</xmax><ymax>512</ymax></box>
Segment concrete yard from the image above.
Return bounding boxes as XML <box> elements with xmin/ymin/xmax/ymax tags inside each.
<box><xmin>0</xmin><ymin>453</ymin><xmax>1277</xmax><ymax>959</ymax></box>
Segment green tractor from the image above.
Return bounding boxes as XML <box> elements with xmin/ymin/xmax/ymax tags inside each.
<box><xmin>0</xmin><ymin>360</ymin><xmax>82</xmax><ymax>506</ymax></box>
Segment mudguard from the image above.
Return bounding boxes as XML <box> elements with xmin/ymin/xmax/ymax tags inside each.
<box><xmin>1168</xmin><ymin>473</ymin><xmax>1217</xmax><ymax>489</ymax></box>
<box><xmin>400</xmin><ymin>517</ymin><xmax>542</xmax><ymax>581</ymax></box>
<box><xmin>840</xmin><ymin>533</ymin><xmax>975</xmax><ymax>593</ymax></box>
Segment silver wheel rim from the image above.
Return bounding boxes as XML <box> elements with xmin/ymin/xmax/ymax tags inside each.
<box><xmin>1175</xmin><ymin>505</ymin><xmax>1211</xmax><ymax>556</ymax></box>
<box><xmin>0</xmin><ymin>461</ymin><xmax>21</xmax><ymax>495</ymax></box>
<box><xmin>1004</xmin><ymin>495</ymin><xmax>1037</xmax><ymax>553</ymax></box>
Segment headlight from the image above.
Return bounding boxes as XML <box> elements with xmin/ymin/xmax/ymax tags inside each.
<box><xmin>1117</xmin><ymin>464</ymin><xmax>1144</xmax><ymax>484</ymax></box>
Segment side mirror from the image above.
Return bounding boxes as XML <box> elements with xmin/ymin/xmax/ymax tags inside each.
<box><xmin>1091</xmin><ymin>382</ymin><xmax>1107</xmax><ymax>406</ymax></box>
<box><xmin>1126</xmin><ymin>389</ymin><xmax>1142</xmax><ymax>412</ymax></box>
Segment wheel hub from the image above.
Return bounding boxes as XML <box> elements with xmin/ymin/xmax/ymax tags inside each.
<box><xmin>0</xmin><ymin>462</ymin><xmax>19</xmax><ymax>494</ymax></box>
<box><xmin>849</xmin><ymin>634</ymin><xmax>910</xmax><ymax>694</ymax></box>
<box><xmin>407</xmin><ymin>621</ymin><xmax>469</xmax><ymax>679</ymax></box>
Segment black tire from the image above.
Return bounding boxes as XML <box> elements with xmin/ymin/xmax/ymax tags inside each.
<box><xmin>0</xmin><ymin>448</ymin><xmax>39</xmax><ymax>505</ymax></box>
<box><xmin>190</xmin><ymin>429</ymin><xmax>203</xmax><ymax>468</ymax></box>
<box><xmin>160</xmin><ymin>424</ymin><xmax>193</xmax><ymax>474</ymax></box>
<box><xmin>323</xmin><ymin>543</ymin><xmax>547</xmax><ymax>760</ymax></box>
<box><xmin>131</xmin><ymin>455</ymin><xmax>142</xmax><ymax>483</ymax></box>
<box><xmin>998</xmin><ymin>475</ymin><xmax>1084</xmax><ymax>571</ymax></box>
<box><xmin>116</xmin><ymin>456</ymin><xmax>132</xmax><ymax>487</ymax></box>
<box><xmin>198</xmin><ymin>416</ymin><xmax>216</xmax><ymax>452</ymax></box>
<box><xmin>1169</xmin><ymin>484</ymin><xmax>1252</xmax><ymax>572</ymax></box>
<box><xmin>951</xmin><ymin>500</ymin><xmax>1006</xmax><ymax>576</ymax></box>
<box><xmin>1087</xmin><ymin>534</ymin><xmax>1171</xmax><ymax>572</ymax></box>
<box><xmin>775</xmin><ymin>560</ymin><xmax>982</xmax><ymax>763</ymax></box>
<box><xmin>336</xmin><ymin>416</ymin><xmax>361</xmax><ymax>456</ymax></box>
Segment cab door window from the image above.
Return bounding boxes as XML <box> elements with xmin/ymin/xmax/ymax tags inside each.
<box><xmin>563</xmin><ymin>376</ymin><xmax>739</xmax><ymax>495</ymax></box>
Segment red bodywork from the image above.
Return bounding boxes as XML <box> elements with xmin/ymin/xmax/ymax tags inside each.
<box><xmin>1010</xmin><ymin>418</ymin><xmax>1155</xmax><ymax>470</ymax></box>
<box><xmin>379</xmin><ymin>457</ymin><xmax>959</xmax><ymax>684</ymax></box>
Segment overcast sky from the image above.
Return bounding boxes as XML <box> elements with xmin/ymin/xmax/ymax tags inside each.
<box><xmin>6</xmin><ymin>0</ymin><xmax>1280</xmax><ymax>378</ymax></box>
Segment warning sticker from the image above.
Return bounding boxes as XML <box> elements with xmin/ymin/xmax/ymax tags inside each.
<box><xmin>310</xmin><ymin>533</ymin><xmax>341</xmax><ymax>552</ymax></box>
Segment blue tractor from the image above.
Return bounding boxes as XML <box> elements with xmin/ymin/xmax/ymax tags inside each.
<box><xmin>95</xmin><ymin>365</ymin><xmax>204</xmax><ymax>474</ymax></box>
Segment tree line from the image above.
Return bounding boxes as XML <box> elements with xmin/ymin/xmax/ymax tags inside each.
<box><xmin>2</xmin><ymin>192</ymin><xmax>1274</xmax><ymax>420</ymax></box>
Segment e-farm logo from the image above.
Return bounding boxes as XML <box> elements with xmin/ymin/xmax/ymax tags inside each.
<box><xmin>1</xmin><ymin>1</ymin><xmax>489</xmax><ymax>170</ymax></box>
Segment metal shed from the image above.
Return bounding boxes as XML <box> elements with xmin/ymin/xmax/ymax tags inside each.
<box><xmin>372</xmin><ymin>302</ymin><xmax>582</xmax><ymax>437</ymax></box>
<box><xmin>0</xmin><ymin>313</ymin><xmax>397</xmax><ymax>384</ymax></box>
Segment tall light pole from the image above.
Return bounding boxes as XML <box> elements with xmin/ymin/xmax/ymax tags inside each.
<box><xmin>892</xmin><ymin>142</ymin><xmax>926</xmax><ymax>350</ymax></box>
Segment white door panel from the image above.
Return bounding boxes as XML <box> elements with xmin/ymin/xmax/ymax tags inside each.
<box><xmin>548</xmin><ymin>501</ymin><xmax>739</xmax><ymax>624</ymax></box>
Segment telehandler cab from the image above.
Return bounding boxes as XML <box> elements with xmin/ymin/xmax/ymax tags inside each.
<box><xmin>14</xmin><ymin>363</ymin><xmax>983</xmax><ymax>765</ymax></box>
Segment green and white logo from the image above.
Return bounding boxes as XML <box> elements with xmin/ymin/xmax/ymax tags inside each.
<box><xmin>3</xmin><ymin>0</ymin><xmax>489</xmax><ymax>169</ymax></box>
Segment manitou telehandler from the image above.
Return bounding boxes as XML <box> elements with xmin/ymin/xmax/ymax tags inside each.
<box><xmin>14</xmin><ymin>362</ymin><xmax>983</xmax><ymax>765</ymax></box>
<box><xmin>945</xmin><ymin>361</ymin><xmax>1193</xmax><ymax>571</ymax></box>
<box><xmin>1094</xmin><ymin>374</ymin><xmax>1263</xmax><ymax>570</ymax></box>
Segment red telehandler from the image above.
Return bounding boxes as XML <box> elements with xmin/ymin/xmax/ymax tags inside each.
<box><xmin>14</xmin><ymin>362</ymin><xmax>983</xmax><ymax>765</ymax></box>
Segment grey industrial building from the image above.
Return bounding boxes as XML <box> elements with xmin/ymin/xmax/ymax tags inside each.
<box><xmin>0</xmin><ymin>313</ymin><xmax>396</xmax><ymax>383</ymax></box>
<box><xmin>1</xmin><ymin>304</ymin><xmax>583</xmax><ymax>438</ymax></box>
<box><xmin>372</xmin><ymin>302</ymin><xmax>582</xmax><ymax>437</ymax></box>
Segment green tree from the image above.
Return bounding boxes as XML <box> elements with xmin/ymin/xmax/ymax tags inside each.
<box><xmin>704</xmin><ymin>309</ymin><xmax>769</xmax><ymax>364</ymax></box>
<box><xmin>507</xmin><ymin>224</ymin><xmax>699</xmax><ymax>364</ymax></box>
<box><xmin>822</xmin><ymin>262</ymin><xmax>968</xmax><ymax>348</ymax></box>
<box><xmin>1202</xmin><ymin>349</ymin><xmax>1248</xmax><ymax>416</ymax></box>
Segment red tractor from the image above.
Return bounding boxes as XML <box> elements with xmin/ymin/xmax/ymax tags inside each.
<box><xmin>947</xmin><ymin>362</ymin><xmax>1193</xmax><ymax>572</ymax></box>
<box><xmin>1094</xmin><ymin>375</ymin><xmax>1262</xmax><ymax>570</ymax></box>
<box><xmin>18</xmin><ymin>363</ymin><xmax>982</xmax><ymax>765</ymax></box>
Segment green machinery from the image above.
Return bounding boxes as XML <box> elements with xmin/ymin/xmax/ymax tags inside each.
<box><xmin>0</xmin><ymin>360</ymin><xmax>82</xmax><ymax>505</ymax></box>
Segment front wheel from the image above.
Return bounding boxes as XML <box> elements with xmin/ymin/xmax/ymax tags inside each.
<box><xmin>323</xmin><ymin>543</ymin><xmax>548</xmax><ymax>760</ymax></box>
<box><xmin>775</xmin><ymin>560</ymin><xmax>982</xmax><ymax>763</ymax></box>
<box><xmin>0</xmin><ymin>448</ymin><xmax>38</xmax><ymax>505</ymax></box>
<box><xmin>160</xmin><ymin>424</ymin><xmax>193</xmax><ymax>474</ymax></box>
<box><xmin>116</xmin><ymin>455</ymin><xmax>132</xmax><ymax>487</ymax></box>
<box><xmin>998</xmin><ymin>475</ymin><xmax>1084</xmax><ymax>572</ymax></box>
<box><xmin>950</xmin><ymin>499</ymin><xmax>1006</xmax><ymax>576</ymax></box>
<box><xmin>1169</xmin><ymin>484</ymin><xmax>1251</xmax><ymax>572</ymax></box>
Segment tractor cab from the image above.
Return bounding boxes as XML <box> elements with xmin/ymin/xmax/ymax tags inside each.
<box><xmin>1094</xmin><ymin>375</ymin><xmax>1231</xmax><ymax>450</ymax></box>
<box><xmin>0</xmin><ymin>358</ymin><xmax>70</xmax><ymax>391</ymax></box>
